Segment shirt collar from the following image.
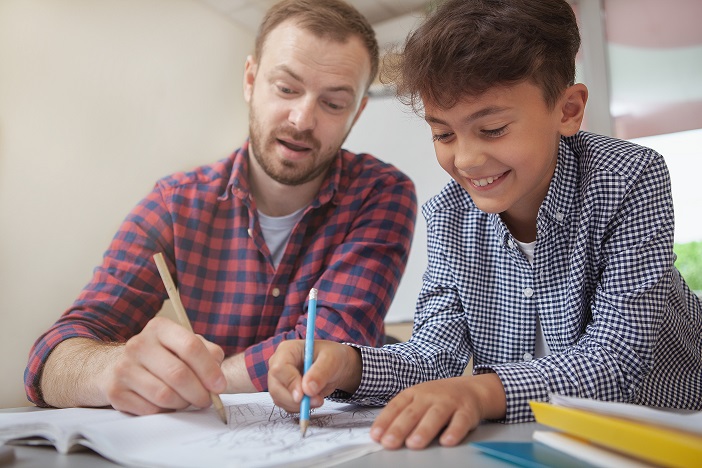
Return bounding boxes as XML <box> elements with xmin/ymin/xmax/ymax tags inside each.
<box><xmin>219</xmin><ymin>139</ymin><xmax>342</xmax><ymax>207</ymax></box>
<box><xmin>537</xmin><ymin>135</ymin><xmax>580</xmax><ymax>231</ymax></box>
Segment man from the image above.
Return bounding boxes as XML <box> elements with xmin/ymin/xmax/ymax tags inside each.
<box><xmin>25</xmin><ymin>0</ymin><xmax>417</xmax><ymax>416</ymax></box>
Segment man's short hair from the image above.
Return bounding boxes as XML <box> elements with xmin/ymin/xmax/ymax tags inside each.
<box><xmin>255</xmin><ymin>0</ymin><xmax>379</xmax><ymax>90</ymax></box>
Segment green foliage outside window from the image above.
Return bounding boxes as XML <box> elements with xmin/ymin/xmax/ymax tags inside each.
<box><xmin>674</xmin><ymin>241</ymin><xmax>702</xmax><ymax>292</ymax></box>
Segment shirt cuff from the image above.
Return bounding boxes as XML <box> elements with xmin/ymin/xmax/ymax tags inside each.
<box><xmin>475</xmin><ymin>362</ymin><xmax>550</xmax><ymax>423</ymax></box>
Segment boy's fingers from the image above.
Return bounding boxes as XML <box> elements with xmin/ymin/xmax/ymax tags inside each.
<box><xmin>268</xmin><ymin>371</ymin><xmax>302</xmax><ymax>411</ymax></box>
<box><xmin>268</xmin><ymin>341</ymin><xmax>306</xmax><ymax>411</ymax></box>
<box><xmin>303</xmin><ymin>342</ymin><xmax>361</xmax><ymax>398</ymax></box>
<box><xmin>379</xmin><ymin>399</ymin><xmax>430</xmax><ymax>450</ymax></box>
<box><xmin>438</xmin><ymin>409</ymin><xmax>475</xmax><ymax>447</ymax></box>
<box><xmin>369</xmin><ymin>391</ymin><xmax>411</xmax><ymax>445</ymax></box>
<box><xmin>404</xmin><ymin>404</ymin><xmax>453</xmax><ymax>450</ymax></box>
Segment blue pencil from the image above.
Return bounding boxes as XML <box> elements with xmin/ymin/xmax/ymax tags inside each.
<box><xmin>299</xmin><ymin>287</ymin><xmax>318</xmax><ymax>437</ymax></box>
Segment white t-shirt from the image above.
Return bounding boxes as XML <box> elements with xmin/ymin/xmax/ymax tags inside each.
<box><xmin>258</xmin><ymin>207</ymin><xmax>306</xmax><ymax>269</ymax></box>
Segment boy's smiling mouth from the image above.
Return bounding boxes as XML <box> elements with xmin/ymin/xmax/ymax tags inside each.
<box><xmin>470</xmin><ymin>171</ymin><xmax>507</xmax><ymax>187</ymax></box>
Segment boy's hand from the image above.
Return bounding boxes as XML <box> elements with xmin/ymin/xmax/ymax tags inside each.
<box><xmin>370</xmin><ymin>373</ymin><xmax>506</xmax><ymax>450</ymax></box>
<box><xmin>268</xmin><ymin>340</ymin><xmax>362</xmax><ymax>412</ymax></box>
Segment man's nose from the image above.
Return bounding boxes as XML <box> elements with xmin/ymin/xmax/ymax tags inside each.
<box><xmin>288</xmin><ymin>98</ymin><xmax>317</xmax><ymax>131</ymax></box>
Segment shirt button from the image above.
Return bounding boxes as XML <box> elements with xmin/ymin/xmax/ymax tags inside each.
<box><xmin>247</xmin><ymin>228</ymin><xmax>253</xmax><ymax>237</ymax></box>
<box><xmin>555</xmin><ymin>212</ymin><xmax>565</xmax><ymax>222</ymax></box>
<box><xmin>271</xmin><ymin>287</ymin><xmax>280</xmax><ymax>297</ymax></box>
<box><xmin>523</xmin><ymin>352</ymin><xmax>533</xmax><ymax>361</ymax></box>
<box><xmin>523</xmin><ymin>287</ymin><xmax>534</xmax><ymax>298</ymax></box>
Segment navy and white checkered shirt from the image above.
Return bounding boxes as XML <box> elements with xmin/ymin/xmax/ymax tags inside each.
<box><xmin>342</xmin><ymin>131</ymin><xmax>702</xmax><ymax>423</ymax></box>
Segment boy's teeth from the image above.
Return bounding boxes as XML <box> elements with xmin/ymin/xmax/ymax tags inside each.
<box><xmin>473</xmin><ymin>174</ymin><xmax>499</xmax><ymax>187</ymax></box>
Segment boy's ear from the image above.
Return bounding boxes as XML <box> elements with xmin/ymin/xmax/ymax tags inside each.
<box><xmin>558</xmin><ymin>83</ymin><xmax>588</xmax><ymax>136</ymax></box>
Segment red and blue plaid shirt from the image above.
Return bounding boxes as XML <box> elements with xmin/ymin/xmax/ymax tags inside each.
<box><xmin>25</xmin><ymin>141</ymin><xmax>417</xmax><ymax>405</ymax></box>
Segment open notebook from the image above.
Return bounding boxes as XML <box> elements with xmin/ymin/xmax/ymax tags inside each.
<box><xmin>0</xmin><ymin>392</ymin><xmax>383</xmax><ymax>468</ymax></box>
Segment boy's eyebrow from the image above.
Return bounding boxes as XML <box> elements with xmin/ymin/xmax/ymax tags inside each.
<box><xmin>272</xmin><ymin>64</ymin><xmax>357</xmax><ymax>98</ymax></box>
<box><xmin>424</xmin><ymin>105</ymin><xmax>510</xmax><ymax>125</ymax></box>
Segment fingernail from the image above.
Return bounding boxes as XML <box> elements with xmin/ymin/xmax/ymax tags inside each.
<box><xmin>307</xmin><ymin>381</ymin><xmax>318</xmax><ymax>394</ymax></box>
<box><xmin>214</xmin><ymin>376</ymin><xmax>226</xmax><ymax>392</ymax></box>
<box><xmin>370</xmin><ymin>427</ymin><xmax>383</xmax><ymax>440</ymax></box>
<box><xmin>292</xmin><ymin>389</ymin><xmax>302</xmax><ymax>402</ymax></box>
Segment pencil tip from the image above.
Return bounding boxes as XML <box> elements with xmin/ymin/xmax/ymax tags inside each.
<box><xmin>213</xmin><ymin>397</ymin><xmax>227</xmax><ymax>425</ymax></box>
<box><xmin>300</xmin><ymin>420</ymin><xmax>309</xmax><ymax>437</ymax></box>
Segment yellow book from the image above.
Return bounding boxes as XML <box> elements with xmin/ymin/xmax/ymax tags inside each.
<box><xmin>529</xmin><ymin>401</ymin><xmax>702</xmax><ymax>468</ymax></box>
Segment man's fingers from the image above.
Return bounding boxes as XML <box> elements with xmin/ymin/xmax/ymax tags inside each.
<box><xmin>149</xmin><ymin>318</ymin><xmax>226</xmax><ymax>394</ymax></box>
<box><xmin>119</xmin><ymin>319</ymin><xmax>222</xmax><ymax>409</ymax></box>
<box><xmin>106</xmin><ymin>359</ymin><xmax>188</xmax><ymax>414</ymax></box>
<box><xmin>109</xmin><ymin>389</ymin><xmax>164</xmax><ymax>416</ymax></box>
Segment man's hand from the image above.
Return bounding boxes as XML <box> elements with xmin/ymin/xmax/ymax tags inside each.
<box><xmin>268</xmin><ymin>340</ymin><xmax>362</xmax><ymax>412</ymax></box>
<box><xmin>369</xmin><ymin>373</ymin><xmax>506</xmax><ymax>450</ymax></box>
<box><xmin>41</xmin><ymin>316</ymin><xmax>227</xmax><ymax>415</ymax></box>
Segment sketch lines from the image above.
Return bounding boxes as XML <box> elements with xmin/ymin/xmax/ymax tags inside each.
<box><xmin>182</xmin><ymin>397</ymin><xmax>381</xmax><ymax>466</ymax></box>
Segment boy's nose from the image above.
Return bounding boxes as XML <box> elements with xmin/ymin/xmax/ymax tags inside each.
<box><xmin>455</xmin><ymin>144</ymin><xmax>488</xmax><ymax>171</ymax></box>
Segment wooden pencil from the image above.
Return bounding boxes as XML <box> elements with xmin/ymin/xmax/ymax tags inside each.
<box><xmin>153</xmin><ymin>252</ymin><xmax>227</xmax><ymax>425</ymax></box>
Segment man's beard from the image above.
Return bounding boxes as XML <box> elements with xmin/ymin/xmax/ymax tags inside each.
<box><xmin>248</xmin><ymin>102</ymin><xmax>337</xmax><ymax>187</ymax></box>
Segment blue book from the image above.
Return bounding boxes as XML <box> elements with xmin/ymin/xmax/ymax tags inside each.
<box><xmin>471</xmin><ymin>441</ymin><xmax>598</xmax><ymax>468</ymax></box>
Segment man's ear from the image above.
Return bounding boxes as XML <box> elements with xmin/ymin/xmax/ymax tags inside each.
<box><xmin>559</xmin><ymin>83</ymin><xmax>588</xmax><ymax>137</ymax></box>
<box><xmin>351</xmin><ymin>95</ymin><xmax>369</xmax><ymax>127</ymax></box>
<box><xmin>243</xmin><ymin>55</ymin><xmax>258</xmax><ymax>104</ymax></box>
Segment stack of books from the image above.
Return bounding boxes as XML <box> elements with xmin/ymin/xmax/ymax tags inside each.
<box><xmin>528</xmin><ymin>394</ymin><xmax>702</xmax><ymax>467</ymax></box>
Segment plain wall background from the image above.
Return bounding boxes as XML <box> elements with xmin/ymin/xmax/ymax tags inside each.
<box><xmin>344</xmin><ymin>95</ymin><xmax>450</xmax><ymax>325</ymax></box>
<box><xmin>0</xmin><ymin>0</ymin><xmax>253</xmax><ymax>408</ymax></box>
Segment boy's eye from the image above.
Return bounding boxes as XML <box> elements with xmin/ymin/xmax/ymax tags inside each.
<box><xmin>482</xmin><ymin>125</ymin><xmax>508</xmax><ymax>137</ymax></box>
<box><xmin>432</xmin><ymin>132</ymin><xmax>454</xmax><ymax>142</ymax></box>
<box><xmin>278</xmin><ymin>86</ymin><xmax>295</xmax><ymax>94</ymax></box>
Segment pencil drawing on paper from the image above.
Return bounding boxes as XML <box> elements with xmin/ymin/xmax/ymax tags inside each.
<box><xmin>183</xmin><ymin>400</ymin><xmax>378</xmax><ymax>464</ymax></box>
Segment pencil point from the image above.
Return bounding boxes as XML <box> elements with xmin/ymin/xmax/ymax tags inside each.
<box><xmin>300</xmin><ymin>420</ymin><xmax>309</xmax><ymax>437</ymax></box>
<box><xmin>212</xmin><ymin>394</ymin><xmax>227</xmax><ymax>425</ymax></box>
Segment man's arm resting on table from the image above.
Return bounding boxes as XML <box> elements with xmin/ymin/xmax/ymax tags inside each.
<box><xmin>40</xmin><ymin>337</ymin><xmax>123</xmax><ymax>408</ymax></box>
<box><xmin>220</xmin><ymin>352</ymin><xmax>257</xmax><ymax>393</ymax></box>
<box><xmin>42</xmin><ymin>338</ymin><xmax>257</xmax><ymax>409</ymax></box>
<box><xmin>39</xmin><ymin>317</ymin><xmax>228</xmax><ymax>413</ymax></box>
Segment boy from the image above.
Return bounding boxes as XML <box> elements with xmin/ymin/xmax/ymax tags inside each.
<box><xmin>268</xmin><ymin>0</ymin><xmax>702</xmax><ymax>450</ymax></box>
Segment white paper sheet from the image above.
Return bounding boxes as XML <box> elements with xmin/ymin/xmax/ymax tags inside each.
<box><xmin>0</xmin><ymin>393</ymin><xmax>383</xmax><ymax>468</ymax></box>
